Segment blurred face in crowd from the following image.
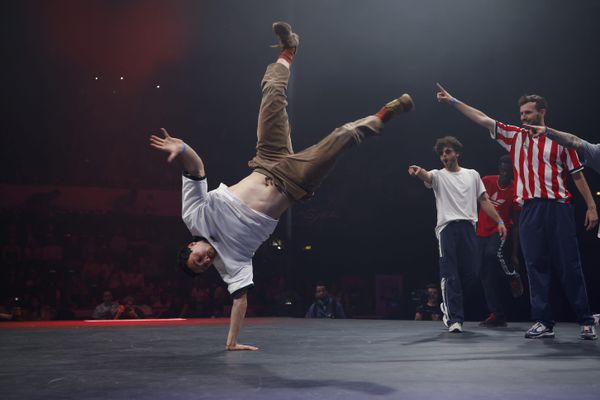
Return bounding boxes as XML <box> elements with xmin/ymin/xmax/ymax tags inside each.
<box><xmin>427</xmin><ymin>287</ymin><xmax>439</xmax><ymax>304</ymax></box>
<box><xmin>102</xmin><ymin>291</ymin><xmax>113</xmax><ymax>306</ymax></box>
<box><xmin>315</xmin><ymin>285</ymin><xmax>328</xmax><ymax>301</ymax></box>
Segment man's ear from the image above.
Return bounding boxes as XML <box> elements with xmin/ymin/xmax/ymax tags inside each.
<box><xmin>187</xmin><ymin>242</ymin><xmax>196</xmax><ymax>249</ymax></box>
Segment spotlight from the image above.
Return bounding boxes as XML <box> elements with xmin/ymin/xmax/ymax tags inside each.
<box><xmin>120</xmin><ymin>76</ymin><xmax>124</xmax><ymax>80</ymax></box>
<box><xmin>156</xmin><ymin>84</ymin><xmax>161</xmax><ymax>89</ymax></box>
<box><xmin>303</xmin><ymin>245</ymin><xmax>313</xmax><ymax>251</ymax></box>
<box><xmin>94</xmin><ymin>76</ymin><xmax>99</xmax><ymax>80</ymax></box>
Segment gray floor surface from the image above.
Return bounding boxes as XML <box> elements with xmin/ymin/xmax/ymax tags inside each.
<box><xmin>1</xmin><ymin>318</ymin><xmax>599</xmax><ymax>400</ymax></box>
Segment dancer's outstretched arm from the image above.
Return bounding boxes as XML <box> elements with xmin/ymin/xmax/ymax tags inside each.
<box><xmin>408</xmin><ymin>165</ymin><xmax>433</xmax><ymax>185</ymax></box>
<box><xmin>226</xmin><ymin>292</ymin><xmax>258</xmax><ymax>351</ymax></box>
<box><xmin>436</xmin><ymin>83</ymin><xmax>496</xmax><ymax>131</ymax></box>
<box><xmin>523</xmin><ymin>124</ymin><xmax>583</xmax><ymax>149</ymax></box>
<box><xmin>150</xmin><ymin>128</ymin><xmax>205</xmax><ymax>177</ymax></box>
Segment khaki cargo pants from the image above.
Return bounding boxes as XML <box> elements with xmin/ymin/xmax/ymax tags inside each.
<box><xmin>248</xmin><ymin>63</ymin><xmax>383</xmax><ymax>201</ymax></box>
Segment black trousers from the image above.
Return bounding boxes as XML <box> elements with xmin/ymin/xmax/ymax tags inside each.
<box><xmin>439</xmin><ymin>221</ymin><xmax>479</xmax><ymax>325</ymax></box>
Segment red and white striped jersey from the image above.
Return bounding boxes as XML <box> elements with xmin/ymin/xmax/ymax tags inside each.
<box><xmin>491</xmin><ymin>121</ymin><xmax>583</xmax><ymax>204</ymax></box>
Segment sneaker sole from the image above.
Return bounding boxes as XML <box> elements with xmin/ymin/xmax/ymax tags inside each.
<box><xmin>525</xmin><ymin>332</ymin><xmax>555</xmax><ymax>339</ymax></box>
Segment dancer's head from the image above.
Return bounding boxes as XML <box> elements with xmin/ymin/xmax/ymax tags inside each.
<box><xmin>498</xmin><ymin>155</ymin><xmax>513</xmax><ymax>186</ymax></box>
<box><xmin>177</xmin><ymin>237</ymin><xmax>217</xmax><ymax>277</ymax></box>
<box><xmin>434</xmin><ymin>136</ymin><xmax>462</xmax><ymax>170</ymax></box>
<box><xmin>518</xmin><ymin>94</ymin><xmax>547</xmax><ymax>126</ymax></box>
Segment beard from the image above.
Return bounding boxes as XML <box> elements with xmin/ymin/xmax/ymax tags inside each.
<box><xmin>527</xmin><ymin>114</ymin><xmax>542</xmax><ymax>125</ymax></box>
<box><xmin>444</xmin><ymin>159</ymin><xmax>458</xmax><ymax>168</ymax></box>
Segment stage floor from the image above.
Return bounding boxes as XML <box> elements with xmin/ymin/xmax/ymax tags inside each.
<box><xmin>1</xmin><ymin>318</ymin><xmax>599</xmax><ymax>400</ymax></box>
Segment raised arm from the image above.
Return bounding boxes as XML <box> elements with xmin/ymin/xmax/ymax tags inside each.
<box><xmin>149</xmin><ymin>128</ymin><xmax>206</xmax><ymax>177</ymax></box>
<box><xmin>408</xmin><ymin>165</ymin><xmax>433</xmax><ymax>185</ymax></box>
<box><xmin>436</xmin><ymin>83</ymin><xmax>496</xmax><ymax>131</ymax></box>
<box><xmin>479</xmin><ymin>192</ymin><xmax>507</xmax><ymax>240</ymax></box>
<box><xmin>523</xmin><ymin>124</ymin><xmax>583</xmax><ymax>149</ymax></box>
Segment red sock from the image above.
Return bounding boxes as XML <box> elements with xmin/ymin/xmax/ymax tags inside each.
<box><xmin>278</xmin><ymin>47</ymin><xmax>296</xmax><ymax>64</ymax></box>
<box><xmin>375</xmin><ymin>106</ymin><xmax>393</xmax><ymax>123</ymax></box>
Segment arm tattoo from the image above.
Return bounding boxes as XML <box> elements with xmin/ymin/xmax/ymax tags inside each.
<box><xmin>546</xmin><ymin>128</ymin><xmax>582</xmax><ymax>149</ymax></box>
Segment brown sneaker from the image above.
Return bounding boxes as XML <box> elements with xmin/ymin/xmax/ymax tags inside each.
<box><xmin>272</xmin><ymin>21</ymin><xmax>299</xmax><ymax>48</ymax></box>
<box><xmin>384</xmin><ymin>94</ymin><xmax>414</xmax><ymax>115</ymax></box>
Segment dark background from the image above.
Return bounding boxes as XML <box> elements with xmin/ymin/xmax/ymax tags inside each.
<box><xmin>1</xmin><ymin>0</ymin><xmax>599</xmax><ymax>318</ymax></box>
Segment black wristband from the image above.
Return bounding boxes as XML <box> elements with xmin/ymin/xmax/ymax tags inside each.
<box><xmin>183</xmin><ymin>171</ymin><xmax>206</xmax><ymax>181</ymax></box>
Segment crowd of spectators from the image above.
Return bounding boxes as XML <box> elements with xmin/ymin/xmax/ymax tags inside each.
<box><xmin>0</xmin><ymin>206</ymin><xmax>371</xmax><ymax>321</ymax></box>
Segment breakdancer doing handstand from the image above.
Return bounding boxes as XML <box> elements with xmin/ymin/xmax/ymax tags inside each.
<box><xmin>150</xmin><ymin>22</ymin><xmax>414</xmax><ymax>350</ymax></box>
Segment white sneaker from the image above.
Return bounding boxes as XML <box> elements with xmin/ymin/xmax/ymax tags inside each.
<box><xmin>580</xmin><ymin>325</ymin><xmax>598</xmax><ymax>340</ymax></box>
<box><xmin>448</xmin><ymin>322</ymin><xmax>463</xmax><ymax>333</ymax></box>
<box><xmin>524</xmin><ymin>321</ymin><xmax>554</xmax><ymax>339</ymax></box>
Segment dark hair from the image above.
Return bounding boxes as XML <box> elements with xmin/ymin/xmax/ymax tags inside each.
<box><xmin>433</xmin><ymin>136</ymin><xmax>463</xmax><ymax>155</ymax></box>
<box><xmin>315</xmin><ymin>280</ymin><xmax>327</xmax><ymax>289</ymax></box>
<box><xmin>177</xmin><ymin>246</ymin><xmax>198</xmax><ymax>277</ymax></box>
<box><xmin>425</xmin><ymin>283</ymin><xmax>438</xmax><ymax>290</ymax></box>
<box><xmin>518</xmin><ymin>94</ymin><xmax>548</xmax><ymax>111</ymax></box>
<box><xmin>177</xmin><ymin>236</ymin><xmax>210</xmax><ymax>278</ymax></box>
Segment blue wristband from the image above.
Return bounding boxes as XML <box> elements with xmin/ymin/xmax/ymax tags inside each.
<box><xmin>497</xmin><ymin>220</ymin><xmax>505</xmax><ymax>225</ymax></box>
<box><xmin>180</xmin><ymin>143</ymin><xmax>187</xmax><ymax>155</ymax></box>
<box><xmin>450</xmin><ymin>97</ymin><xmax>459</xmax><ymax>106</ymax></box>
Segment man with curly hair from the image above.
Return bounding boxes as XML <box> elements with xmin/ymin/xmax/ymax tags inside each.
<box><xmin>408</xmin><ymin>136</ymin><xmax>507</xmax><ymax>333</ymax></box>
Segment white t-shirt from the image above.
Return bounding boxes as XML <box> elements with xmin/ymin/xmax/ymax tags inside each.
<box><xmin>427</xmin><ymin>167</ymin><xmax>486</xmax><ymax>238</ymax></box>
<box><xmin>181</xmin><ymin>175</ymin><xmax>279</xmax><ymax>294</ymax></box>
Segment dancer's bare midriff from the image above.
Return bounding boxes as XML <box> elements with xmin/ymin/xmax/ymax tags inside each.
<box><xmin>228</xmin><ymin>171</ymin><xmax>291</xmax><ymax>219</ymax></box>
